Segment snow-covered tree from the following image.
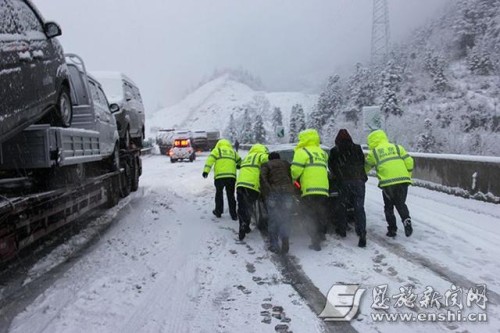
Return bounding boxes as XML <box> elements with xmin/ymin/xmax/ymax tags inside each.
<box><xmin>417</xmin><ymin>118</ymin><xmax>438</xmax><ymax>153</ymax></box>
<box><xmin>289</xmin><ymin>104</ymin><xmax>306</xmax><ymax>143</ymax></box>
<box><xmin>240</xmin><ymin>109</ymin><xmax>254</xmax><ymax>143</ymax></box>
<box><xmin>380</xmin><ymin>60</ymin><xmax>403</xmax><ymax>118</ymax></box>
<box><xmin>467</xmin><ymin>40</ymin><xmax>494</xmax><ymax>75</ymax></box>
<box><xmin>315</xmin><ymin>75</ymin><xmax>344</xmax><ymax>129</ymax></box>
<box><xmin>253</xmin><ymin>114</ymin><xmax>266</xmax><ymax>143</ymax></box>
<box><xmin>271</xmin><ymin>107</ymin><xmax>283</xmax><ymax>129</ymax></box>
<box><xmin>424</xmin><ymin>51</ymin><xmax>449</xmax><ymax>92</ymax></box>
<box><xmin>347</xmin><ymin>63</ymin><xmax>377</xmax><ymax>111</ymax></box>
<box><xmin>224</xmin><ymin>113</ymin><xmax>238</xmax><ymax>142</ymax></box>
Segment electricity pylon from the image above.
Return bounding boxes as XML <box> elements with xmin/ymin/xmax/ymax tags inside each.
<box><xmin>371</xmin><ymin>0</ymin><xmax>390</xmax><ymax>64</ymax></box>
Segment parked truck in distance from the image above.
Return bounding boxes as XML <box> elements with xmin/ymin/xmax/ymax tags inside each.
<box><xmin>156</xmin><ymin>129</ymin><xmax>175</xmax><ymax>155</ymax></box>
<box><xmin>192</xmin><ymin>130</ymin><xmax>208</xmax><ymax>151</ymax></box>
<box><xmin>206</xmin><ymin>130</ymin><xmax>220</xmax><ymax>150</ymax></box>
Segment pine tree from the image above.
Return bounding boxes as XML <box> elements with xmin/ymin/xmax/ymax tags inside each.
<box><xmin>224</xmin><ymin>113</ymin><xmax>238</xmax><ymax>142</ymax></box>
<box><xmin>417</xmin><ymin>118</ymin><xmax>438</xmax><ymax>153</ymax></box>
<box><xmin>240</xmin><ymin>109</ymin><xmax>254</xmax><ymax>144</ymax></box>
<box><xmin>467</xmin><ymin>39</ymin><xmax>494</xmax><ymax>75</ymax></box>
<box><xmin>289</xmin><ymin>104</ymin><xmax>306</xmax><ymax>143</ymax></box>
<box><xmin>380</xmin><ymin>60</ymin><xmax>403</xmax><ymax>118</ymax></box>
<box><xmin>424</xmin><ymin>51</ymin><xmax>449</xmax><ymax>92</ymax></box>
<box><xmin>271</xmin><ymin>107</ymin><xmax>283</xmax><ymax>129</ymax></box>
<box><xmin>253</xmin><ymin>114</ymin><xmax>266</xmax><ymax>143</ymax></box>
<box><xmin>315</xmin><ymin>75</ymin><xmax>344</xmax><ymax>129</ymax></box>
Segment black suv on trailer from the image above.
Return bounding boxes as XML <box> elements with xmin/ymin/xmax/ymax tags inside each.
<box><xmin>0</xmin><ymin>0</ymin><xmax>72</xmax><ymax>144</ymax></box>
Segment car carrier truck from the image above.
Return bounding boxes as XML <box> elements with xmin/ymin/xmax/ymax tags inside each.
<box><xmin>0</xmin><ymin>54</ymin><xmax>142</xmax><ymax>262</ymax></box>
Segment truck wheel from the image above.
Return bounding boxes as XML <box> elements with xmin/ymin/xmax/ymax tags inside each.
<box><xmin>106</xmin><ymin>177</ymin><xmax>120</xmax><ymax>208</ymax></box>
<box><xmin>53</xmin><ymin>87</ymin><xmax>73</xmax><ymax>127</ymax></box>
<box><xmin>131</xmin><ymin>157</ymin><xmax>139</xmax><ymax>192</ymax></box>
<box><xmin>170</xmin><ymin>158</ymin><xmax>176</xmax><ymax>163</ymax></box>
<box><xmin>120</xmin><ymin>157</ymin><xmax>132</xmax><ymax>198</ymax></box>
<box><xmin>108</xmin><ymin>144</ymin><xmax>120</xmax><ymax>172</ymax></box>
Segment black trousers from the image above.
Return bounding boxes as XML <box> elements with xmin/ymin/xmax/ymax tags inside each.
<box><xmin>237</xmin><ymin>187</ymin><xmax>260</xmax><ymax>227</ymax></box>
<box><xmin>382</xmin><ymin>183</ymin><xmax>411</xmax><ymax>232</ymax></box>
<box><xmin>336</xmin><ymin>180</ymin><xmax>367</xmax><ymax>236</ymax></box>
<box><xmin>214</xmin><ymin>178</ymin><xmax>237</xmax><ymax>217</ymax></box>
<box><xmin>301</xmin><ymin>195</ymin><xmax>328</xmax><ymax>245</ymax></box>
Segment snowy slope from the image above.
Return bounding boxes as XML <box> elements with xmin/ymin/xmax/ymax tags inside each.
<box><xmin>147</xmin><ymin>74</ymin><xmax>318</xmax><ymax>138</ymax></box>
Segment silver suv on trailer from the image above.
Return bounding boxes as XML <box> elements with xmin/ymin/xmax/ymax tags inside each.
<box><xmin>66</xmin><ymin>55</ymin><xmax>119</xmax><ymax>159</ymax></box>
<box><xmin>91</xmin><ymin>71</ymin><xmax>145</xmax><ymax>148</ymax></box>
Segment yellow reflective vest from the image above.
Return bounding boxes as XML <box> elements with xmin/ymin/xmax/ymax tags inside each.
<box><xmin>236</xmin><ymin>144</ymin><xmax>269</xmax><ymax>192</ymax></box>
<box><xmin>365</xmin><ymin>130</ymin><xmax>414</xmax><ymax>188</ymax></box>
<box><xmin>203</xmin><ymin>139</ymin><xmax>241</xmax><ymax>179</ymax></box>
<box><xmin>291</xmin><ymin>129</ymin><xmax>329</xmax><ymax>197</ymax></box>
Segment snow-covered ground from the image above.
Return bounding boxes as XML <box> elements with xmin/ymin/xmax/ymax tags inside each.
<box><xmin>5</xmin><ymin>153</ymin><xmax>500</xmax><ymax>333</ymax></box>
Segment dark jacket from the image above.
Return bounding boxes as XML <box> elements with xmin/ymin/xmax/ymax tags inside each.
<box><xmin>260</xmin><ymin>159</ymin><xmax>294</xmax><ymax>198</ymax></box>
<box><xmin>328</xmin><ymin>129</ymin><xmax>368</xmax><ymax>183</ymax></box>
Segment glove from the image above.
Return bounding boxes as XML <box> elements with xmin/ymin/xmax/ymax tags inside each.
<box><xmin>202</xmin><ymin>172</ymin><xmax>208</xmax><ymax>178</ymax></box>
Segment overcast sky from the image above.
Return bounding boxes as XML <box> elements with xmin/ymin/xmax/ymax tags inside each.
<box><xmin>34</xmin><ymin>0</ymin><xmax>449</xmax><ymax>112</ymax></box>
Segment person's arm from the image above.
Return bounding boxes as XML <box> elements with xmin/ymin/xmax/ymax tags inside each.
<box><xmin>203</xmin><ymin>148</ymin><xmax>218</xmax><ymax>174</ymax></box>
<box><xmin>291</xmin><ymin>149</ymin><xmax>306</xmax><ymax>181</ymax></box>
<box><xmin>365</xmin><ymin>150</ymin><xmax>376</xmax><ymax>174</ymax></box>
<box><xmin>356</xmin><ymin>145</ymin><xmax>368</xmax><ymax>181</ymax></box>
<box><xmin>235</xmin><ymin>151</ymin><xmax>242</xmax><ymax>169</ymax></box>
<box><xmin>399</xmin><ymin>145</ymin><xmax>414</xmax><ymax>176</ymax></box>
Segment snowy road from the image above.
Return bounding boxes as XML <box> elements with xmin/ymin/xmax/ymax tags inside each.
<box><xmin>3</xmin><ymin>153</ymin><xmax>500</xmax><ymax>333</ymax></box>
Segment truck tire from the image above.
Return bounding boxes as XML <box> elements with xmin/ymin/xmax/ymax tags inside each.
<box><xmin>106</xmin><ymin>177</ymin><xmax>120</xmax><ymax>208</ymax></box>
<box><xmin>53</xmin><ymin>87</ymin><xmax>73</xmax><ymax>127</ymax></box>
<box><xmin>120</xmin><ymin>157</ymin><xmax>132</xmax><ymax>198</ymax></box>
<box><xmin>170</xmin><ymin>158</ymin><xmax>177</xmax><ymax>163</ymax></box>
<box><xmin>131</xmin><ymin>157</ymin><xmax>139</xmax><ymax>192</ymax></box>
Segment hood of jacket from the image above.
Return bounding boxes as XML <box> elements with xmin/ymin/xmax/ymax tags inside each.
<box><xmin>335</xmin><ymin>129</ymin><xmax>354</xmax><ymax>148</ymax></box>
<box><xmin>367</xmin><ymin>129</ymin><xmax>389</xmax><ymax>150</ymax></box>
<box><xmin>248</xmin><ymin>143</ymin><xmax>268</xmax><ymax>154</ymax></box>
<box><xmin>295</xmin><ymin>129</ymin><xmax>320</xmax><ymax>150</ymax></box>
<box><xmin>215</xmin><ymin>139</ymin><xmax>233</xmax><ymax>150</ymax></box>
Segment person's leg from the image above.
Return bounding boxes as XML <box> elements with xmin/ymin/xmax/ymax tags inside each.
<box><xmin>225</xmin><ymin>178</ymin><xmax>237</xmax><ymax>220</ymax></box>
<box><xmin>266</xmin><ymin>194</ymin><xmax>279</xmax><ymax>251</ymax></box>
<box><xmin>392</xmin><ymin>184</ymin><xmax>412</xmax><ymax>236</ymax></box>
<box><xmin>279</xmin><ymin>194</ymin><xmax>293</xmax><ymax>253</ymax></box>
<box><xmin>214</xmin><ymin>179</ymin><xmax>224</xmax><ymax>217</ymax></box>
<box><xmin>382</xmin><ymin>187</ymin><xmax>397</xmax><ymax>236</ymax></box>
<box><xmin>304</xmin><ymin>195</ymin><xmax>323</xmax><ymax>250</ymax></box>
<box><xmin>350</xmin><ymin>181</ymin><xmax>367</xmax><ymax>237</ymax></box>
<box><xmin>335</xmin><ymin>186</ymin><xmax>349</xmax><ymax>237</ymax></box>
<box><xmin>237</xmin><ymin>188</ymin><xmax>252</xmax><ymax>240</ymax></box>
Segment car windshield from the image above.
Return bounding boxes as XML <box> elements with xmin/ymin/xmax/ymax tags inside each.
<box><xmin>97</xmin><ymin>78</ymin><xmax>123</xmax><ymax>102</ymax></box>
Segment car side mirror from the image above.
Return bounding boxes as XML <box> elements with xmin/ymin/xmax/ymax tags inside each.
<box><xmin>44</xmin><ymin>22</ymin><xmax>62</xmax><ymax>38</ymax></box>
<box><xmin>125</xmin><ymin>91</ymin><xmax>133</xmax><ymax>102</ymax></box>
<box><xmin>109</xmin><ymin>103</ymin><xmax>120</xmax><ymax>113</ymax></box>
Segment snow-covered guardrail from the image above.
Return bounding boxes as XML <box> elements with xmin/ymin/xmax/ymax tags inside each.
<box><xmin>407</xmin><ymin>152</ymin><xmax>500</xmax><ymax>203</ymax></box>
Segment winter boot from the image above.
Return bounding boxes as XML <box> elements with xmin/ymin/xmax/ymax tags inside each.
<box><xmin>358</xmin><ymin>232</ymin><xmax>366</xmax><ymax>248</ymax></box>
<box><xmin>281</xmin><ymin>238</ymin><xmax>289</xmax><ymax>254</ymax></box>
<box><xmin>403</xmin><ymin>218</ymin><xmax>413</xmax><ymax>237</ymax></box>
<box><xmin>238</xmin><ymin>225</ymin><xmax>246</xmax><ymax>241</ymax></box>
<box><xmin>386</xmin><ymin>230</ymin><xmax>397</xmax><ymax>237</ymax></box>
<box><xmin>212</xmin><ymin>210</ymin><xmax>221</xmax><ymax>218</ymax></box>
<box><xmin>244</xmin><ymin>224</ymin><xmax>251</xmax><ymax>234</ymax></box>
<box><xmin>308</xmin><ymin>243</ymin><xmax>321</xmax><ymax>251</ymax></box>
